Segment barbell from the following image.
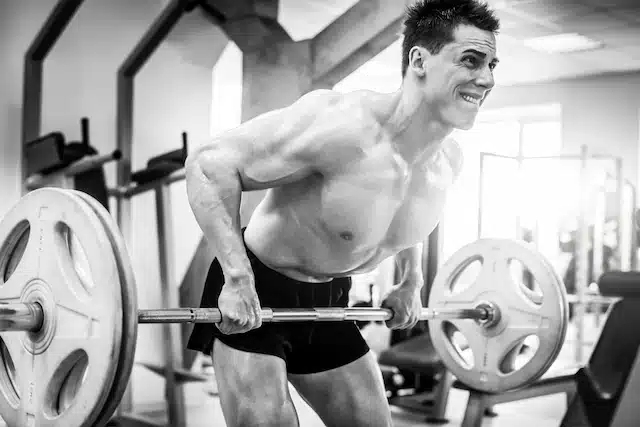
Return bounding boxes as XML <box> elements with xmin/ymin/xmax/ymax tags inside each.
<box><xmin>0</xmin><ymin>188</ymin><xmax>569</xmax><ymax>427</ymax></box>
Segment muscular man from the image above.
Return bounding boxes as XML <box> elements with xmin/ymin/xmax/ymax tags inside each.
<box><xmin>186</xmin><ymin>1</ymin><xmax>500</xmax><ymax>425</ymax></box>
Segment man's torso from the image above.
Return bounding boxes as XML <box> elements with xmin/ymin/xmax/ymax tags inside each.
<box><xmin>244</xmin><ymin>91</ymin><xmax>462</xmax><ymax>282</ymax></box>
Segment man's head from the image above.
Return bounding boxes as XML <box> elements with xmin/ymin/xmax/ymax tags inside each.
<box><xmin>402</xmin><ymin>0</ymin><xmax>500</xmax><ymax>130</ymax></box>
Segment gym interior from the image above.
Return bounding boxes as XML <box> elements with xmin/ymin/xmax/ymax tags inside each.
<box><xmin>1</xmin><ymin>0</ymin><xmax>640</xmax><ymax>426</ymax></box>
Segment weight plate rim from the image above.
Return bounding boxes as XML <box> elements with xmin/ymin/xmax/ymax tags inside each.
<box><xmin>66</xmin><ymin>190</ymin><xmax>139</xmax><ymax>427</ymax></box>
<box><xmin>0</xmin><ymin>188</ymin><xmax>123</xmax><ymax>426</ymax></box>
<box><xmin>428</xmin><ymin>238</ymin><xmax>568</xmax><ymax>393</ymax></box>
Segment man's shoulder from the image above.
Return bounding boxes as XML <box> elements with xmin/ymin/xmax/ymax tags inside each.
<box><xmin>303</xmin><ymin>89</ymin><xmax>386</xmax><ymax>117</ymax></box>
<box><xmin>300</xmin><ymin>89</ymin><xmax>384</xmax><ymax>140</ymax></box>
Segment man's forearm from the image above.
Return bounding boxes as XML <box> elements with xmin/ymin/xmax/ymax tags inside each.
<box><xmin>185</xmin><ymin>153</ymin><xmax>253</xmax><ymax>286</ymax></box>
<box><xmin>395</xmin><ymin>245</ymin><xmax>424</xmax><ymax>290</ymax></box>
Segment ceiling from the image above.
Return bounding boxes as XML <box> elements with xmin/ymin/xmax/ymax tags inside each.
<box><xmin>277</xmin><ymin>0</ymin><xmax>640</xmax><ymax>90</ymax></box>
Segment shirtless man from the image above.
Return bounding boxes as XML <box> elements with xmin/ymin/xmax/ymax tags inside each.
<box><xmin>186</xmin><ymin>1</ymin><xmax>500</xmax><ymax>425</ymax></box>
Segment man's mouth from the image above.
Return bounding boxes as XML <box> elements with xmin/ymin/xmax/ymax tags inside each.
<box><xmin>459</xmin><ymin>92</ymin><xmax>482</xmax><ymax>106</ymax></box>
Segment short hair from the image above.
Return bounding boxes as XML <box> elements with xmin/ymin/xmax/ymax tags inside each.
<box><xmin>401</xmin><ymin>0</ymin><xmax>500</xmax><ymax>76</ymax></box>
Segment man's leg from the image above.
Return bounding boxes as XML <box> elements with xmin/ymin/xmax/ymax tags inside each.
<box><xmin>212</xmin><ymin>339</ymin><xmax>300</xmax><ymax>427</ymax></box>
<box><xmin>288</xmin><ymin>351</ymin><xmax>392</xmax><ymax>427</ymax></box>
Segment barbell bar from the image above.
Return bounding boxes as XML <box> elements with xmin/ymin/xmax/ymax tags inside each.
<box><xmin>0</xmin><ymin>188</ymin><xmax>570</xmax><ymax>427</ymax></box>
<box><xmin>0</xmin><ymin>303</ymin><xmax>492</xmax><ymax>332</ymax></box>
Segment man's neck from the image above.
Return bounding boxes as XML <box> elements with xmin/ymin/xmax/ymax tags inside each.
<box><xmin>384</xmin><ymin>81</ymin><xmax>453</xmax><ymax>164</ymax></box>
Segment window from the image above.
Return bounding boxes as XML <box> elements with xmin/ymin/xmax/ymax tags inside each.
<box><xmin>441</xmin><ymin>105</ymin><xmax>562</xmax><ymax>261</ymax></box>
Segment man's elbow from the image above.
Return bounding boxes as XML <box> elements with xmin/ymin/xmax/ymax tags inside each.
<box><xmin>185</xmin><ymin>146</ymin><xmax>244</xmax><ymax>194</ymax></box>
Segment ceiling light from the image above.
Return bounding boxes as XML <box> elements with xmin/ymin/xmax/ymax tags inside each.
<box><xmin>523</xmin><ymin>33</ymin><xmax>604</xmax><ymax>54</ymax></box>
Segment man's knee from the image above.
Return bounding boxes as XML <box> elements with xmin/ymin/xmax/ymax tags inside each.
<box><xmin>234</xmin><ymin>398</ymin><xmax>298</xmax><ymax>427</ymax></box>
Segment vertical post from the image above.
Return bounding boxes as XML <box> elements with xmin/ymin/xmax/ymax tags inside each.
<box><xmin>477</xmin><ymin>153</ymin><xmax>486</xmax><ymax>239</ymax></box>
<box><xmin>515</xmin><ymin>122</ymin><xmax>525</xmax><ymax>240</ymax></box>
<box><xmin>592</xmin><ymin>187</ymin><xmax>605</xmax><ymax>327</ymax></box>
<box><xmin>630</xmin><ymin>185</ymin><xmax>638</xmax><ymax>270</ymax></box>
<box><xmin>575</xmin><ymin>144</ymin><xmax>590</xmax><ymax>363</ymax></box>
<box><xmin>21</xmin><ymin>0</ymin><xmax>85</xmax><ymax>193</ymax></box>
<box><xmin>615</xmin><ymin>158</ymin><xmax>624</xmax><ymax>270</ymax></box>
<box><xmin>114</xmin><ymin>0</ymin><xmax>190</xmax><ymax>414</ymax></box>
<box><xmin>155</xmin><ymin>184</ymin><xmax>187</xmax><ymax>426</ymax></box>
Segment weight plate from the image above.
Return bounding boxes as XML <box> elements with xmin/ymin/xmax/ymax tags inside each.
<box><xmin>67</xmin><ymin>190</ymin><xmax>138</xmax><ymax>426</ymax></box>
<box><xmin>0</xmin><ymin>188</ymin><xmax>122</xmax><ymax>426</ymax></box>
<box><xmin>428</xmin><ymin>239</ymin><xmax>568</xmax><ymax>393</ymax></box>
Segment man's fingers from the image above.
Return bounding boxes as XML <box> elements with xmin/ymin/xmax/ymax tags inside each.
<box><xmin>253</xmin><ymin>303</ymin><xmax>263</xmax><ymax>328</ymax></box>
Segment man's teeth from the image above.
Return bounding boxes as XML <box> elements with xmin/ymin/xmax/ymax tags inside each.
<box><xmin>461</xmin><ymin>94</ymin><xmax>480</xmax><ymax>105</ymax></box>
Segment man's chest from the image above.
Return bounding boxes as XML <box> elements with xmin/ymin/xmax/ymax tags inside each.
<box><xmin>316</xmin><ymin>152</ymin><xmax>450</xmax><ymax>250</ymax></box>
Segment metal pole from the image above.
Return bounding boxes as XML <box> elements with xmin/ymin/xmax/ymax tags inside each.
<box><xmin>575</xmin><ymin>144</ymin><xmax>590</xmax><ymax>364</ymax></box>
<box><xmin>0</xmin><ymin>303</ymin><xmax>44</xmax><ymax>332</ymax></box>
<box><xmin>25</xmin><ymin>150</ymin><xmax>122</xmax><ymax>190</ymax></box>
<box><xmin>109</xmin><ymin>169</ymin><xmax>186</xmax><ymax>199</ymax></box>
<box><xmin>139</xmin><ymin>306</ymin><xmax>490</xmax><ymax>323</ymax></box>
<box><xmin>629</xmin><ymin>183</ymin><xmax>638</xmax><ymax>270</ymax></box>
<box><xmin>0</xmin><ymin>304</ymin><xmax>490</xmax><ymax>332</ymax></box>
<box><xmin>21</xmin><ymin>0</ymin><xmax>85</xmax><ymax>193</ymax></box>
<box><xmin>155</xmin><ymin>184</ymin><xmax>187</xmax><ymax>426</ymax></box>
<box><xmin>478</xmin><ymin>153</ymin><xmax>486</xmax><ymax>239</ymax></box>
<box><xmin>593</xmin><ymin>188</ymin><xmax>605</xmax><ymax>327</ymax></box>
<box><xmin>615</xmin><ymin>158</ymin><xmax>624</xmax><ymax>271</ymax></box>
<box><xmin>515</xmin><ymin>122</ymin><xmax>525</xmax><ymax>240</ymax></box>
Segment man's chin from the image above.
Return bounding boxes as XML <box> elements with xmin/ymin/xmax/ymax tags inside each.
<box><xmin>454</xmin><ymin>116</ymin><xmax>477</xmax><ymax>131</ymax></box>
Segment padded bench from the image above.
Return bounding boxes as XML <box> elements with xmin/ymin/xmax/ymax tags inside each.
<box><xmin>560</xmin><ymin>271</ymin><xmax>640</xmax><ymax>427</ymax></box>
<box><xmin>378</xmin><ymin>333</ymin><xmax>453</xmax><ymax>423</ymax></box>
<box><xmin>454</xmin><ymin>366</ymin><xmax>579</xmax><ymax>427</ymax></box>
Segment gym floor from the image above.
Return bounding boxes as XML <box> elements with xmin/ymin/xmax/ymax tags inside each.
<box><xmin>127</xmin><ymin>313</ymin><xmax>597</xmax><ymax>427</ymax></box>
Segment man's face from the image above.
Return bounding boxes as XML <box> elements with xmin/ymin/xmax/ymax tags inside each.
<box><xmin>414</xmin><ymin>24</ymin><xmax>498</xmax><ymax>130</ymax></box>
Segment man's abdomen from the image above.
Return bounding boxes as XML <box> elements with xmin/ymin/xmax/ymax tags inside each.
<box><xmin>244</xmin><ymin>188</ymin><xmax>397</xmax><ymax>282</ymax></box>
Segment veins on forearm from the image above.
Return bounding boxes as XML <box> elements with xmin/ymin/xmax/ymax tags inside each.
<box><xmin>395</xmin><ymin>246</ymin><xmax>423</xmax><ymax>287</ymax></box>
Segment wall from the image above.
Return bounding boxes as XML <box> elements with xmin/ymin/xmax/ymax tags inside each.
<box><xmin>484</xmin><ymin>71</ymin><xmax>640</xmax><ymax>186</ymax></box>
<box><xmin>1</xmin><ymin>0</ymin><xmax>217</xmax><ymax>409</ymax></box>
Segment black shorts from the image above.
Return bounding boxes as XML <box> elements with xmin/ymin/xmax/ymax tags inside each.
<box><xmin>186</xmin><ymin>238</ymin><xmax>370</xmax><ymax>374</ymax></box>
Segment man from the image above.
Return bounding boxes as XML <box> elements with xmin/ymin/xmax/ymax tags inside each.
<box><xmin>186</xmin><ymin>0</ymin><xmax>500</xmax><ymax>425</ymax></box>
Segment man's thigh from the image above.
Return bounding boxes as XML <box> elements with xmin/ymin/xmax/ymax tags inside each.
<box><xmin>213</xmin><ymin>339</ymin><xmax>299</xmax><ymax>427</ymax></box>
<box><xmin>288</xmin><ymin>351</ymin><xmax>392</xmax><ymax>427</ymax></box>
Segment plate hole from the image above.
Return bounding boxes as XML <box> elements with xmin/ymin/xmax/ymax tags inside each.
<box><xmin>499</xmin><ymin>335</ymin><xmax>540</xmax><ymax>374</ymax></box>
<box><xmin>509</xmin><ymin>259</ymin><xmax>543</xmax><ymax>306</ymax></box>
<box><xmin>56</xmin><ymin>223</ymin><xmax>94</xmax><ymax>298</ymax></box>
<box><xmin>442</xmin><ymin>321</ymin><xmax>474</xmax><ymax>369</ymax></box>
<box><xmin>0</xmin><ymin>220</ymin><xmax>30</xmax><ymax>283</ymax></box>
<box><xmin>451</xmin><ymin>257</ymin><xmax>483</xmax><ymax>295</ymax></box>
<box><xmin>45</xmin><ymin>350</ymin><xmax>88</xmax><ymax>417</ymax></box>
<box><xmin>0</xmin><ymin>337</ymin><xmax>20</xmax><ymax>406</ymax></box>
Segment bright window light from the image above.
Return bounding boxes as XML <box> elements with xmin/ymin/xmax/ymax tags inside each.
<box><xmin>523</xmin><ymin>33</ymin><xmax>603</xmax><ymax>54</ymax></box>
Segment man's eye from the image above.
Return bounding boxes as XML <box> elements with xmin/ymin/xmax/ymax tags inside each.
<box><xmin>463</xmin><ymin>57</ymin><xmax>478</xmax><ymax>67</ymax></box>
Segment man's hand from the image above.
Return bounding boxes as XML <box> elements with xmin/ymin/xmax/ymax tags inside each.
<box><xmin>381</xmin><ymin>283</ymin><xmax>423</xmax><ymax>330</ymax></box>
<box><xmin>216</xmin><ymin>276</ymin><xmax>263</xmax><ymax>334</ymax></box>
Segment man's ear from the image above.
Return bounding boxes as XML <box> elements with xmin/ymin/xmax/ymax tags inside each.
<box><xmin>408</xmin><ymin>46</ymin><xmax>428</xmax><ymax>77</ymax></box>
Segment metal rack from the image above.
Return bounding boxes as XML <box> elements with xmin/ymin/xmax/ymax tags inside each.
<box><xmin>477</xmin><ymin>145</ymin><xmax>638</xmax><ymax>364</ymax></box>
<box><xmin>20</xmin><ymin>0</ymin><xmax>85</xmax><ymax>193</ymax></box>
<box><xmin>19</xmin><ymin>1</ymin><xmax>219</xmax><ymax>425</ymax></box>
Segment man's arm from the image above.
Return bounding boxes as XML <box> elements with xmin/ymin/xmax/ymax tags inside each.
<box><xmin>395</xmin><ymin>245</ymin><xmax>424</xmax><ymax>290</ymax></box>
<box><xmin>185</xmin><ymin>89</ymin><xmax>350</xmax><ymax>285</ymax></box>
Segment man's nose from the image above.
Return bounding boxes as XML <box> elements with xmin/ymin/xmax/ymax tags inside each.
<box><xmin>475</xmin><ymin>65</ymin><xmax>495</xmax><ymax>90</ymax></box>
